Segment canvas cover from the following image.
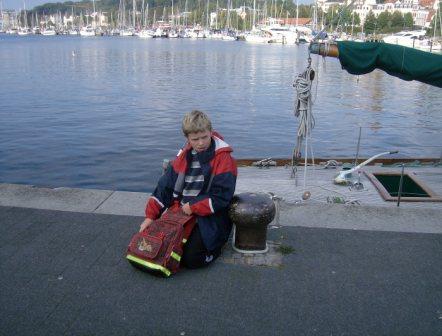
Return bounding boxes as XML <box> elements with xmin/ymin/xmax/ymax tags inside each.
<box><xmin>337</xmin><ymin>41</ymin><xmax>442</xmax><ymax>88</ymax></box>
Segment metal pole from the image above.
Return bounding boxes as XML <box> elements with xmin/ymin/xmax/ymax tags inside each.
<box><xmin>354</xmin><ymin>126</ymin><xmax>362</xmax><ymax>167</ymax></box>
<box><xmin>397</xmin><ymin>164</ymin><xmax>405</xmax><ymax>207</ymax></box>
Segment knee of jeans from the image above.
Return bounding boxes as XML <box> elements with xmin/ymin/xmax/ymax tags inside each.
<box><xmin>182</xmin><ymin>253</ymin><xmax>216</xmax><ymax>269</ymax></box>
<box><xmin>182</xmin><ymin>256</ymin><xmax>204</xmax><ymax>269</ymax></box>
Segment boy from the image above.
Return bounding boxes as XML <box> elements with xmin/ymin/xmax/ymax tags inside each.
<box><xmin>140</xmin><ymin>110</ymin><xmax>237</xmax><ymax>269</ymax></box>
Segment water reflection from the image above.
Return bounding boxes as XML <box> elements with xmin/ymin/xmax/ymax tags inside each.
<box><xmin>0</xmin><ymin>35</ymin><xmax>441</xmax><ymax>191</ymax></box>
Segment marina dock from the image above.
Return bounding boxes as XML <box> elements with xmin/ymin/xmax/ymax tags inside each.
<box><xmin>1</xmin><ymin>165</ymin><xmax>441</xmax><ymax>335</ymax></box>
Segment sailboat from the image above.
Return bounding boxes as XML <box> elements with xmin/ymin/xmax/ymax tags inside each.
<box><xmin>221</xmin><ymin>0</ymin><xmax>236</xmax><ymax>40</ymax></box>
<box><xmin>138</xmin><ymin>2</ymin><xmax>154</xmax><ymax>38</ymax></box>
<box><xmin>41</xmin><ymin>27</ymin><xmax>56</xmax><ymax>35</ymax></box>
<box><xmin>0</xmin><ymin>0</ymin><xmax>5</xmax><ymax>33</ymax></box>
<box><xmin>118</xmin><ymin>0</ymin><xmax>134</xmax><ymax>36</ymax></box>
<box><xmin>79</xmin><ymin>25</ymin><xmax>95</xmax><ymax>36</ymax></box>
<box><xmin>68</xmin><ymin>6</ymin><xmax>78</xmax><ymax>35</ymax></box>
<box><xmin>418</xmin><ymin>4</ymin><xmax>442</xmax><ymax>53</ymax></box>
<box><xmin>168</xmin><ymin>0</ymin><xmax>179</xmax><ymax>38</ymax></box>
<box><xmin>245</xmin><ymin>0</ymin><xmax>271</xmax><ymax>43</ymax></box>
<box><xmin>17</xmin><ymin>1</ymin><xmax>31</xmax><ymax>35</ymax></box>
<box><xmin>80</xmin><ymin>0</ymin><xmax>97</xmax><ymax>36</ymax></box>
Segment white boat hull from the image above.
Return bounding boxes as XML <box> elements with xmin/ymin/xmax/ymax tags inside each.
<box><xmin>80</xmin><ymin>26</ymin><xmax>95</xmax><ymax>37</ymax></box>
<box><xmin>245</xmin><ymin>34</ymin><xmax>270</xmax><ymax>43</ymax></box>
<box><xmin>138</xmin><ymin>30</ymin><xmax>154</xmax><ymax>38</ymax></box>
<box><xmin>41</xmin><ymin>30</ymin><xmax>56</xmax><ymax>36</ymax></box>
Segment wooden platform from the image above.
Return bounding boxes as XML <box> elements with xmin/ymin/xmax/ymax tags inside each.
<box><xmin>235</xmin><ymin>164</ymin><xmax>442</xmax><ymax>209</ymax></box>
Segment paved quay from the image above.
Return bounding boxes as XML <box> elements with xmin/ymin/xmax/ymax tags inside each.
<box><xmin>1</xmin><ymin>171</ymin><xmax>442</xmax><ymax>335</ymax></box>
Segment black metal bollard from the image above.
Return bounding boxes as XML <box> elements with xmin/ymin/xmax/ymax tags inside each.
<box><xmin>228</xmin><ymin>192</ymin><xmax>276</xmax><ymax>253</ymax></box>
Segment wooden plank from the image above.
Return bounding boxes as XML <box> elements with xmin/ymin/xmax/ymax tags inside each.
<box><xmin>236</xmin><ymin>158</ymin><xmax>441</xmax><ymax>167</ymax></box>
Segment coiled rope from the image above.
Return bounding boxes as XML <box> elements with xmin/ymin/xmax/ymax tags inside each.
<box><xmin>294</xmin><ymin>64</ymin><xmax>315</xmax><ymax>138</ymax></box>
<box><xmin>292</xmin><ymin>56</ymin><xmax>316</xmax><ymax>187</ymax></box>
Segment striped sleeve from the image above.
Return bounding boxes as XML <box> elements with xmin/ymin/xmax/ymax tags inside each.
<box><xmin>189</xmin><ymin>152</ymin><xmax>237</xmax><ymax>216</ymax></box>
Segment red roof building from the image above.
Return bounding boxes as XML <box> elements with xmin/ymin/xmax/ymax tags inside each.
<box><xmin>280</xmin><ymin>18</ymin><xmax>312</xmax><ymax>26</ymax></box>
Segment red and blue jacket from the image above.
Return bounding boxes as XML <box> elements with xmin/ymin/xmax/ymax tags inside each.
<box><xmin>145</xmin><ymin>132</ymin><xmax>238</xmax><ymax>251</ymax></box>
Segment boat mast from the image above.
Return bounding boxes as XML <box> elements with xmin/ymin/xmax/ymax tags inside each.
<box><xmin>23</xmin><ymin>0</ymin><xmax>27</xmax><ymax>28</ymax></box>
<box><xmin>253</xmin><ymin>0</ymin><xmax>256</xmax><ymax>28</ymax></box>
<box><xmin>435</xmin><ymin>1</ymin><xmax>442</xmax><ymax>38</ymax></box>
<box><xmin>71</xmin><ymin>5</ymin><xmax>74</xmax><ymax>30</ymax></box>
<box><xmin>351</xmin><ymin>10</ymin><xmax>354</xmax><ymax>36</ymax></box>
<box><xmin>312</xmin><ymin>0</ymin><xmax>317</xmax><ymax>32</ymax></box>
<box><xmin>92</xmin><ymin>0</ymin><xmax>96</xmax><ymax>28</ymax></box>
<box><xmin>184</xmin><ymin>0</ymin><xmax>187</xmax><ymax>26</ymax></box>
<box><xmin>133</xmin><ymin>0</ymin><xmax>136</xmax><ymax>28</ymax></box>
<box><xmin>215</xmin><ymin>0</ymin><xmax>218</xmax><ymax>29</ymax></box>
<box><xmin>206</xmin><ymin>0</ymin><xmax>209</xmax><ymax>28</ymax></box>
<box><xmin>141</xmin><ymin>0</ymin><xmax>144</xmax><ymax>28</ymax></box>
<box><xmin>226</xmin><ymin>0</ymin><xmax>230</xmax><ymax>30</ymax></box>
<box><xmin>439</xmin><ymin>2</ymin><xmax>442</xmax><ymax>36</ymax></box>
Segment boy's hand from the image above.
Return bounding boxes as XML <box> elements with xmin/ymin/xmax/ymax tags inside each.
<box><xmin>182</xmin><ymin>203</ymin><xmax>193</xmax><ymax>215</ymax></box>
<box><xmin>139</xmin><ymin>218</ymin><xmax>153</xmax><ymax>232</ymax></box>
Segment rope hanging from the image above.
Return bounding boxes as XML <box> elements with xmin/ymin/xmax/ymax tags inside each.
<box><xmin>294</xmin><ymin>62</ymin><xmax>315</xmax><ymax>138</ymax></box>
<box><xmin>291</xmin><ymin>57</ymin><xmax>315</xmax><ymax>184</ymax></box>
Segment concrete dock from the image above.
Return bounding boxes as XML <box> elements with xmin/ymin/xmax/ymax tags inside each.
<box><xmin>1</xmin><ymin>165</ymin><xmax>441</xmax><ymax>335</ymax></box>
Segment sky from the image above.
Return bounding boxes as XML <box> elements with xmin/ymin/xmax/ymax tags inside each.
<box><xmin>3</xmin><ymin>0</ymin><xmax>313</xmax><ymax>11</ymax></box>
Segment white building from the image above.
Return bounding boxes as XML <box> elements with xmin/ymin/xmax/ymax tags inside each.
<box><xmin>1</xmin><ymin>10</ymin><xmax>18</xmax><ymax>29</ymax></box>
<box><xmin>317</xmin><ymin>0</ymin><xmax>434</xmax><ymax>27</ymax></box>
<box><xmin>61</xmin><ymin>12</ymin><xmax>108</xmax><ymax>28</ymax></box>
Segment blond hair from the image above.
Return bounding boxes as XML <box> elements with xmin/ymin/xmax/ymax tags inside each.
<box><xmin>182</xmin><ymin>110</ymin><xmax>212</xmax><ymax>136</ymax></box>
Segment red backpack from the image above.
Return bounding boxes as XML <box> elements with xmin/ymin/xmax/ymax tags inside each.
<box><xmin>126</xmin><ymin>203</ymin><xmax>196</xmax><ymax>277</ymax></box>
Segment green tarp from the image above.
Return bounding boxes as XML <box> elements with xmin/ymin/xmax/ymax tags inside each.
<box><xmin>337</xmin><ymin>41</ymin><xmax>442</xmax><ymax>88</ymax></box>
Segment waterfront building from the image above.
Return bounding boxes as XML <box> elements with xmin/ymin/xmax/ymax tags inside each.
<box><xmin>1</xmin><ymin>10</ymin><xmax>18</xmax><ymax>31</ymax></box>
<box><xmin>317</xmin><ymin>0</ymin><xmax>437</xmax><ymax>28</ymax></box>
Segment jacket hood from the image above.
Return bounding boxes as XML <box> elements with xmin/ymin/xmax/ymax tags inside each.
<box><xmin>178</xmin><ymin>131</ymin><xmax>233</xmax><ymax>156</ymax></box>
<box><xmin>173</xmin><ymin>131</ymin><xmax>233</xmax><ymax>171</ymax></box>
<box><xmin>211</xmin><ymin>131</ymin><xmax>233</xmax><ymax>154</ymax></box>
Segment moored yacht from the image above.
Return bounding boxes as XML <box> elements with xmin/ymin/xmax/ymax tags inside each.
<box><xmin>17</xmin><ymin>27</ymin><xmax>31</xmax><ymax>35</ymax></box>
<box><xmin>168</xmin><ymin>29</ymin><xmax>179</xmax><ymax>38</ymax></box>
<box><xmin>417</xmin><ymin>39</ymin><xmax>442</xmax><ymax>52</ymax></box>
<box><xmin>119</xmin><ymin>28</ymin><xmax>134</xmax><ymax>36</ymax></box>
<box><xmin>383</xmin><ymin>30</ymin><xmax>426</xmax><ymax>48</ymax></box>
<box><xmin>41</xmin><ymin>27</ymin><xmax>56</xmax><ymax>35</ymax></box>
<box><xmin>138</xmin><ymin>29</ymin><xmax>154</xmax><ymax>38</ymax></box>
<box><xmin>261</xmin><ymin>24</ymin><xmax>298</xmax><ymax>44</ymax></box>
<box><xmin>244</xmin><ymin>28</ymin><xmax>271</xmax><ymax>43</ymax></box>
<box><xmin>79</xmin><ymin>25</ymin><xmax>95</xmax><ymax>37</ymax></box>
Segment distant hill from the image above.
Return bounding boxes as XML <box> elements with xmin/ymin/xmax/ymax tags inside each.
<box><xmin>29</xmin><ymin>0</ymin><xmax>313</xmax><ymax>18</ymax></box>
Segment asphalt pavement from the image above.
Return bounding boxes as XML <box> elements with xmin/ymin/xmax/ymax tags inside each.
<box><xmin>1</xmin><ymin>205</ymin><xmax>441</xmax><ymax>336</ymax></box>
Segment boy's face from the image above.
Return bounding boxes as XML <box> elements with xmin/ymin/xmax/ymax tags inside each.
<box><xmin>187</xmin><ymin>130</ymin><xmax>212</xmax><ymax>153</ymax></box>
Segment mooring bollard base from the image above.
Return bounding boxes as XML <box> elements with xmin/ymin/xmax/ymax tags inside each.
<box><xmin>229</xmin><ymin>192</ymin><xmax>276</xmax><ymax>255</ymax></box>
<box><xmin>232</xmin><ymin>225</ymin><xmax>269</xmax><ymax>254</ymax></box>
<box><xmin>232</xmin><ymin>243</ymin><xmax>269</xmax><ymax>254</ymax></box>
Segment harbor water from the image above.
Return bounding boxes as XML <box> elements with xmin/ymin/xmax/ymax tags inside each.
<box><xmin>1</xmin><ymin>35</ymin><xmax>441</xmax><ymax>192</ymax></box>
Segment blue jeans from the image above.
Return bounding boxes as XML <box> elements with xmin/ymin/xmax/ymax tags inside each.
<box><xmin>181</xmin><ymin>225</ymin><xmax>222</xmax><ymax>269</ymax></box>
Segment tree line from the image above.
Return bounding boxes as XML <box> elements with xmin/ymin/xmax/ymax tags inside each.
<box><xmin>320</xmin><ymin>6</ymin><xmax>438</xmax><ymax>36</ymax></box>
<box><xmin>23</xmin><ymin>0</ymin><xmax>440</xmax><ymax>36</ymax></box>
<box><xmin>29</xmin><ymin>0</ymin><xmax>313</xmax><ymax>20</ymax></box>
<box><xmin>363</xmin><ymin>10</ymin><xmax>414</xmax><ymax>34</ymax></box>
